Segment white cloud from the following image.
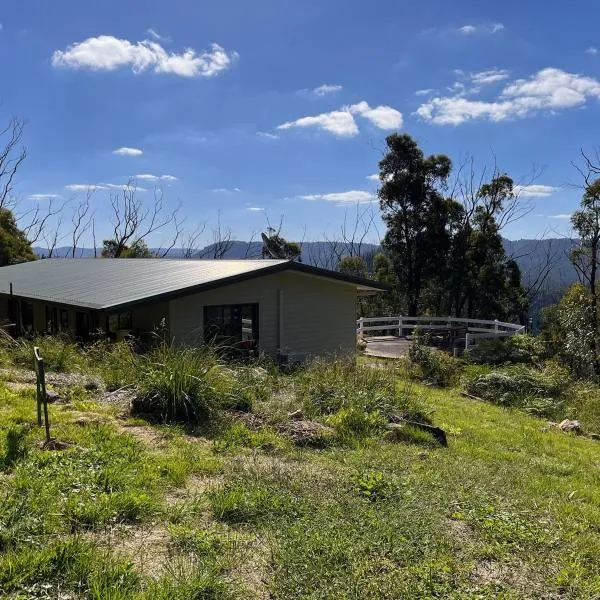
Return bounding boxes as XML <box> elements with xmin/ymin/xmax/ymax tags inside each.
<box><xmin>65</xmin><ymin>183</ymin><xmax>147</xmax><ymax>192</ymax></box>
<box><xmin>248</xmin><ymin>206</ymin><xmax>264</xmax><ymax>212</ymax></box>
<box><xmin>278</xmin><ymin>101</ymin><xmax>402</xmax><ymax>137</ymax></box>
<box><xmin>27</xmin><ymin>193</ymin><xmax>62</xmax><ymax>200</ymax></box>
<box><xmin>212</xmin><ymin>187</ymin><xmax>241</xmax><ymax>193</ymax></box>
<box><xmin>549</xmin><ymin>213</ymin><xmax>572</xmax><ymax>219</ymax></box>
<box><xmin>417</xmin><ymin>68</ymin><xmax>600</xmax><ymax>125</ymax></box>
<box><xmin>301</xmin><ymin>190</ymin><xmax>376</xmax><ymax>204</ymax></box>
<box><xmin>278</xmin><ymin>110</ymin><xmax>359</xmax><ymax>137</ymax></box>
<box><xmin>312</xmin><ymin>84</ymin><xmax>343</xmax><ymax>96</ymax></box>
<box><xmin>458</xmin><ymin>23</ymin><xmax>504</xmax><ymax>35</ymax></box>
<box><xmin>366</xmin><ymin>174</ymin><xmax>379</xmax><ymax>181</ymax></box>
<box><xmin>514</xmin><ymin>184</ymin><xmax>559</xmax><ymax>198</ymax></box>
<box><xmin>415</xmin><ymin>88</ymin><xmax>434</xmax><ymax>96</ymax></box>
<box><xmin>256</xmin><ymin>131</ymin><xmax>279</xmax><ymax>139</ymax></box>
<box><xmin>147</xmin><ymin>28</ymin><xmax>168</xmax><ymax>42</ymax></box>
<box><xmin>470</xmin><ymin>69</ymin><xmax>510</xmax><ymax>85</ymax></box>
<box><xmin>52</xmin><ymin>35</ymin><xmax>237</xmax><ymax>78</ymax></box>
<box><xmin>347</xmin><ymin>101</ymin><xmax>403</xmax><ymax>129</ymax></box>
<box><xmin>135</xmin><ymin>173</ymin><xmax>178</xmax><ymax>181</ymax></box>
<box><xmin>586</xmin><ymin>47</ymin><xmax>598</xmax><ymax>56</ymax></box>
<box><xmin>113</xmin><ymin>146</ymin><xmax>143</xmax><ymax>156</ymax></box>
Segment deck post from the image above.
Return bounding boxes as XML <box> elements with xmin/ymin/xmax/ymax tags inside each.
<box><xmin>494</xmin><ymin>319</ymin><xmax>499</xmax><ymax>333</ymax></box>
<box><xmin>398</xmin><ymin>315</ymin><xmax>403</xmax><ymax>337</ymax></box>
<box><xmin>358</xmin><ymin>316</ymin><xmax>364</xmax><ymax>337</ymax></box>
<box><xmin>465</xmin><ymin>332</ymin><xmax>470</xmax><ymax>351</ymax></box>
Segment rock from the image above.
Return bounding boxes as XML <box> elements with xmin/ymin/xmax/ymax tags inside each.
<box><xmin>558</xmin><ymin>419</ymin><xmax>581</xmax><ymax>433</ymax></box>
<box><xmin>588</xmin><ymin>433</ymin><xmax>600</xmax><ymax>441</ymax></box>
<box><xmin>45</xmin><ymin>390</ymin><xmax>60</xmax><ymax>403</ymax></box>
<box><xmin>288</xmin><ymin>409</ymin><xmax>304</xmax><ymax>421</ymax></box>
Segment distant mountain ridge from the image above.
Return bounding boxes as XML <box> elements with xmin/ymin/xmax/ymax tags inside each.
<box><xmin>32</xmin><ymin>238</ymin><xmax>580</xmax><ymax>316</ymax></box>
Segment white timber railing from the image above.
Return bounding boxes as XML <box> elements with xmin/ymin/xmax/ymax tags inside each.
<box><xmin>356</xmin><ymin>315</ymin><xmax>526</xmax><ymax>350</ymax></box>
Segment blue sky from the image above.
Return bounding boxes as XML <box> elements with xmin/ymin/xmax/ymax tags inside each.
<box><xmin>1</xmin><ymin>0</ymin><xmax>599</xmax><ymax>248</ymax></box>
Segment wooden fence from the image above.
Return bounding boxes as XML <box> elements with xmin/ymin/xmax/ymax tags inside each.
<box><xmin>356</xmin><ymin>315</ymin><xmax>526</xmax><ymax>349</ymax></box>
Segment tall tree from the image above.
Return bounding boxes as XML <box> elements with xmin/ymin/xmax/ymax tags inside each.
<box><xmin>570</xmin><ymin>178</ymin><xmax>600</xmax><ymax>374</ymax></box>
<box><xmin>261</xmin><ymin>227</ymin><xmax>302</xmax><ymax>261</ymax></box>
<box><xmin>0</xmin><ymin>208</ymin><xmax>36</xmax><ymax>266</ymax></box>
<box><xmin>378</xmin><ymin>133</ymin><xmax>452</xmax><ymax>315</ymax></box>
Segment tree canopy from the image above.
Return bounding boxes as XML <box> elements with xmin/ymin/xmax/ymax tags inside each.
<box><xmin>0</xmin><ymin>208</ymin><xmax>36</xmax><ymax>267</ymax></box>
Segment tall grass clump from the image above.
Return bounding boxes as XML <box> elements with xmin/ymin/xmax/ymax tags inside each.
<box><xmin>297</xmin><ymin>358</ymin><xmax>422</xmax><ymax>444</ymax></box>
<box><xmin>462</xmin><ymin>363</ymin><xmax>570</xmax><ymax>417</ymax></box>
<box><xmin>84</xmin><ymin>339</ymin><xmax>139</xmax><ymax>390</ymax></box>
<box><xmin>133</xmin><ymin>342</ymin><xmax>252</xmax><ymax>424</ymax></box>
<box><xmin>466</xmin><ymin>334</ymin><xmax>546</xmax><ymax>366</ymax></box>
<box><xmin>408</xmin><ymin>336</ymin><xmax>460</xmax><ymax>387</ymax></box>
<box><xmin>6</xmin><ymin>334</ymin><xmax>82</xmax><ymax>373</ymax></box>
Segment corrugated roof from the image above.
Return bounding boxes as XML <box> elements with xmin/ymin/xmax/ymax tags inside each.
<box><xmin>0</xmin><ymin>259</ymin><xmax>385</xmax><ymax>310</ymax></box>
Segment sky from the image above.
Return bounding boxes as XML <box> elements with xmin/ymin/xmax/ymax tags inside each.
<box><xmin>1</xmin><ymin>0</ymin><xmax>599</xmax><ymax>248</ymax></box>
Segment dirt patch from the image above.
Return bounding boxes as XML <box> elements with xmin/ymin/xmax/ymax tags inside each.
<box><xmin>118</xmin><ymin>424</ymin><xmax>167</xmax><ymax>446</ymax></box>
<box><xmin>103</xmin><ymin>524</ymin><xmax>171</xmax><ymax>578</ymax></box>
<box><xmin>4</xmin><ymin>381</ymin><xmax>36</xmax><ymax>393</ymax></box>
<box><xmin>233</xmin><ymin>536</ymin><xmax>271</xmax><ymax>600</ymax></box>
<box><xmin>166</xmin><ymin>474</ymin><xmax>223</xmax><ymax>507</ymax></box>
<box><xmin>470</xmin><ymin>559</ymin><xmax>546</xmax><ymax>595</ymax></box>
<box><xmin>445</xmin><ymin>517</ymin><xmax>473</xmax><ymax>544</ymax></box>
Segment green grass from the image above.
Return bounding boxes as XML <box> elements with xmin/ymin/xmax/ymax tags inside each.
<box><xmin>2</xmin><ymin>344</ymin><xmax>600</xmax><ymax>597</ymax></box>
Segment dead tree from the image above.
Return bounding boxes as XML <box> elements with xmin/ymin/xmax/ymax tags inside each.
<box><xmin>69</xmin><ymin>190</ymin><xmax>95</xmax><ymax>258</ymax></box>
<box><xmin>0</xmin><ymin>118</ymin><xmax>26</xmax><ymax>210</ymax></box>
<box><xmin>103</xmin><ymin>182</ymin><xmax>179</xmax><ymax>257</ymax></box>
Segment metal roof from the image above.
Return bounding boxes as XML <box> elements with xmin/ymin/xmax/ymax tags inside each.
<box><xmin>0</xmin><ymin>259</ymin><xmax>386</xmax><ymax>310</ymax></box>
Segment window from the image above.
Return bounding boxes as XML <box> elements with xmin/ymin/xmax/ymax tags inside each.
<box><xmin>108</xmin><ymin>311</ymin><xmax>132</xmax><ymax>333</ymax></box>
<box><xmin>45</xmin><ymin>305</ymin><xmax>58</xmax><ymax>334</ymax></box>
<box><xmin>204</xmin><ymin>303</ymin><xmax>258</xmax><ymax>351</ymax></box>
<box><xmin>21</xmin><ymin>301</ymin><xmax>34</xmax><ymax>334</ymax></box>
<box><xmin>60</xmin><ymin>309</ymin><xmax>69</xmax><ymax>330</ymax></box>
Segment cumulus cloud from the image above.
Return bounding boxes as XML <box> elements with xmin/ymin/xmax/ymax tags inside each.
<box><xmin>301</xmin><ymin>190</ymin><xmax>376</xmax><ymax>204</ymax></box>
<box><xmin>347</xmin><ymin>101</ymin><xmax>403</xmax><ymax>129</ymax></box>
<box><xmin>256</xmin><ymin>131</ymin><xmax>279</xmax><ymax>139</ymax></box>
<box><xmin>278</xmin><ymin>110</ymin><xmax>359</xmax><ymax>137</ymax></box>
<box><xmin>586</xmin><ymin>47</ymin><xmax>598</xmax><ymax>56</ymax></box>
<box><xmin>27</xmin><ymin>193</ymin><xmax>62</xmax><ymax>200</ymax></box>
<box><xmin>459</xmin><ymin>25</ymin><xmax>477</xmax><ymax>34</ymax></box>
<box><xmin>366</xmin><ymin>174</ymin><xmax>379</xmax><ymax>181</ymax></box>
<box><xmin>514</xmin><ymin>184</ymin><xmax>559</xmax><ymax>198</ymax></box>
<box><xmin>147</xmin><ymin>28</ymin><xmax>168</xmax><ymax>42</ymax></box>
<box><xmin>113</xmin><ymin>147</ymin><xmax>143</xmax><ymax>156</ymax></box>
<box><xmin>278</xmin><ymin>101</ymin><xmax>402</xmax><ymax>137</ymax></box>
<box><xmin>52</xmin><ymin>35</ymin><xmax>237</xmax><ymax>78</ymax></box>
<box><xmin>415</xmin><ymin>88</ymin><xmax>434</xmax><ymax>96</ymax></box>
<box><xmin>417</xmin><ymin>68</ymin><xmax>600</xmax><ymax>125</ymax></box>
<box><xmin>135</xmin><ymin>173</ymin><xmax>178</xmax><ymax>181</ymax></box>
<box><xmin>65</xmin><ymin>183</ymin><xmax>147</xmax><ymax>192</ymax></box>
<box><xmin>247</xmin><ymin>206</ymin><xmax>264</xmax><ymax>212</ymax></box>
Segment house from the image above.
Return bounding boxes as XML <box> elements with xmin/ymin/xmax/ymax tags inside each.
<box><xmin>0</xmin><ymin>259</ymin><xmax>385</xmax><ymax>360</ymax></box>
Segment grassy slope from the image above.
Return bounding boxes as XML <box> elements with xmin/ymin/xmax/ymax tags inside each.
<box><xmin>1</xmin><ymin>374</ymin><xmax>600</xmax><ymax>598</ymax></box>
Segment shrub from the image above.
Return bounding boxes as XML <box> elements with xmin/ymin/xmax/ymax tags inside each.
<box><xmin>350</xmin><ymin>470</ymin><xmax>394</xmax><ymax>500</ymax></box>
<box><xmin>132</xmin><ymin>343</ymin><xmax>254</xmax><ymax>423</ymax></box>
<box><xmin>213</xmin><ymin>421</ymin><xmax>290</xmax><ymax>454</ymax></box>
<box><xmin>462</xmin><ymin>363</ymin><xmax>569</xmax><ymax>417</ymax></box>
<box><xmin>466</xmin><ymin>334</ymin><xmax>545</xmax><ymax>365</ymax></box>
<box><xmin>9</xmin><ymin>335</ymin><xmax>81</xmax><ymax>373</ymax></box>
<box><xmin>84</xmin><ymin>340</ymin><xmax>138</xmax><ymax>391</ymax></box>
<box><xmin>325</xmin><ymin>407</ymin><xmax>385</xmax><ymax>443</ymax></box>
<box><xmin>409</xmin><ymin>338</ymin><xmax>460</xmax><ymax>387</ymax></box>
<box><xmin>297</xmin><ymin>357</ymin><xmax>405</xmax><ymax>417</ymax></box>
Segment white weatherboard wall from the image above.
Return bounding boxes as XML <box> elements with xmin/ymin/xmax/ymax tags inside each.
<box><xmin>168</xmin><ymin>271</ymin><xmax>357</xmax><ymax>359</ymax></box>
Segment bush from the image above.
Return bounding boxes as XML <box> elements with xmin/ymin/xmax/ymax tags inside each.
<box><xmin>466</xmin><ymin>334</ymin><xmax>545</xmax><ymax>366</ymax></box>
<box><xmin>297</xmin><ymin>357</ymin><xmax>407</xmax><ymax>417</ymax></box>
<box><xmin>213</xmin><ymin>422</ymin><xmax>290</xmax><ymax>453</ymax></box>
<box><xmin>409</xmin><ymin>338</ymin><xmax>460</xmax><ymax>387</ymax></box>
<box><xmin>8</xmin><ymin>335</ymin><xmax>81</xmax><ymax>373</ymax></box>
<box><xmin>132</xmin><ymin>342</ymin><xmax>256</xmax><ymax>424</ymax></box>
<box><xmin>325</xmin><ymin>407</ymin><xmax>385</xmax><ymax>443</ymax></box>
<box><xmin>462</xmin><ymin>363</ymin><xmax>569</xmax><ymax>417</ymax></box>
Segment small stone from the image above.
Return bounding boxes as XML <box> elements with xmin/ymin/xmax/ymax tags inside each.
<box><xmin>558</xmin><ymin>419</ymin><xmax>581</xmax><ymax>433</ymax></box>
<box><xmin>288</xmin><ymin>409</ymin><xmax>304</xmax><ymax>421</ymax></box>
<box><xmin>45</xmin><ymin>390</ymin><xmax>60</xmax><ymax>403</ymax></box>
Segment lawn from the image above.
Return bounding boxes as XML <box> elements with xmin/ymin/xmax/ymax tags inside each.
<box><xmin>0</xmin><ymin>345</ymin><xmax>599</xmax><ymax>598</ymax></box>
